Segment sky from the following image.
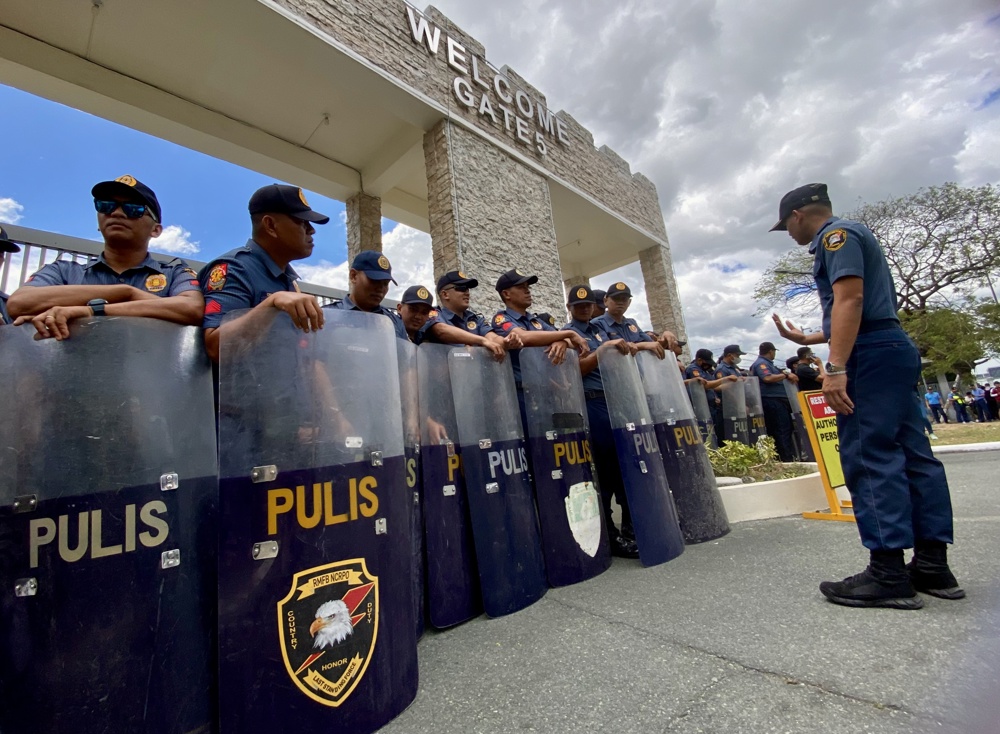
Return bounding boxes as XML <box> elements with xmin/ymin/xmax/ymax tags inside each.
<box><xmin>2</xmin><ymin>0</ymin><xmax>1000</xmax><ymax>366</ymax></box>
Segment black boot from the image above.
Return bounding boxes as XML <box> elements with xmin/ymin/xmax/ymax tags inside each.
<box><xmin>608</xmin><ymin>526</ymin><xmax>639</xmax><ymax>559</ymax></box>
<box><xmin>819</xmin><ymin>550</ymin><xmax>923</xmax><ymax>610</ymax></box>
<box><xmin>907</xmin><ymin>540</ymin><xmax>965</xmax><ymax>599</ymax></box>
<box><xmin>620</xmin><ymin>520</ymin><xmax>636</xmax><ymax>543</ymax></box>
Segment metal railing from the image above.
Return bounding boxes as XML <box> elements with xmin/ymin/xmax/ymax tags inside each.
<box><xmin>0</xmin><ymin>224</ymin><xmax>349</xmax><ymax>305</ymax></box>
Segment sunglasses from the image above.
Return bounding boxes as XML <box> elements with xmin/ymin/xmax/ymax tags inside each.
<box><xmin>444</xmin><ymin>285</ymin><xmax>470</xmax><ymax>293</ymax></box>
<box><xmin>94</xmin><ymin>199</ymin><xmax>156</xmax><ymax>221</ymax></box>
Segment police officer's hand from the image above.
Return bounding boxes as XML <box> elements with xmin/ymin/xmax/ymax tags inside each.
<box><xmin>426</xmin><ymin>417</ymin><xmax>448</xmax><ymax>444</ymax></box>
<box><xmin>657</xmin><ymin>330</ymin><xmax>679</xmax><ymax>351</ymax></box>
<box><xmin>607</xmin><ymin>338</ymin><xmax>630</xmax><ymax>355</ymax></box>
<box><xmin>823</xmin><ymin>373</ymin><xmax>854</xmax><ymax>415</ymax></box>
<box><xmin>504</xmin><ymin>331</ymin><xmax>524</xmax><ymax>349</ymax></box>
<box><xmin>270</xmin><ymin>292</ymin><xmax>324</xmax><ymax>333</ymax></box>
<box><xmin>546</xmin><ymin>340</ymin><xmax>568</xmax><ymax>365</ymax></box>
<box><xmin>771</xmin><ymin>313</ymin><xmax>808</xmax><ymax>344</ymax></box>
<box><xmin>787</xmin><ymin>372</ymin><xmax>799</xmax><ymax>384</ymax></box>
<box><xmin>16</xmin><ymin>305</ymin><xmax>93</xmax><ymax>340</ymax></box>
<box><xmin>725</xmin><ymin>375</ymin><xmax>739</xmax><ymax>382</ymax></box>
<box><xmin>646</xmin><ymin>341</ymin><xmax>666</xmax><ymax>360</ymax></box>
<box><xmin>567</xmin><ymin>332</ymin><xmax>590</xmax><ymax>355</ymax></box>
<box><xmin>479</xmin><ymin>336</ymin><xmax>506</xmax><ymax>362</ymax></box>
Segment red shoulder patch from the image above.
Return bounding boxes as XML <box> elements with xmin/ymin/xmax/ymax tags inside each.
<box><xmin>205</xmin><ymin>299</ymin><xmax>222</xmax><ymax>314</ymax></box>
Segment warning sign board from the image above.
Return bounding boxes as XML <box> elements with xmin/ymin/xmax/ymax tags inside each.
<box><xmin>797</xmin><ymin>391</ymin><xmax>854</xmax><ymax>523</ymax></box>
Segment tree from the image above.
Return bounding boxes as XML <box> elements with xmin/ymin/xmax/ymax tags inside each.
<box><xmin>754</xmin><ymin>183</ymin><xmax>1000</xmax><ymax>374</ymax></box>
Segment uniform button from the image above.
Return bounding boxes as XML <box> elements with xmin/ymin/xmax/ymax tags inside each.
<box><xmin>119</xmin><ymin>278</ymin><xmax>126</xmax><ymax>283</ymax></box>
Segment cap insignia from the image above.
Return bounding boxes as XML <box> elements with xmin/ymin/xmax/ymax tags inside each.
<box><xmin>416</xmin><ymin>287</ymin><xmax>429</xmax><ymax>299</ymax></box>
<box><xmin>115</xmin><ymin>175</ymin><xmax>137</xmax><ymax>187</ymax></box>
<box><xmin>576</xmin><ymin>288</ymin><xmax>587</xmax><ymax>299</ymax></box>
<box><xmin>377</xmin><ymin>255</ymin><xmax>390</xmax><ymax>270</ymax></box>
<box><xmin>298</xmin><ymin>188</ymin><xmax>310</xmax><ymax>206</ymax></box>
<box><xmin>615</xmin><ymin>282</ymin><xmax>626</xmax><ymax>291</ymax></box>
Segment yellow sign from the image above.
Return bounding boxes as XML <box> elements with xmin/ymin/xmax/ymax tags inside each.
<box><xmin>797</xmin><ymin>390</ymin><xmax>854</xmax><ymax>523</ymax></box>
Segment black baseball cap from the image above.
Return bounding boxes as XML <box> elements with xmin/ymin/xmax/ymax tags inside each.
<box><xmin>607</xmin><ymin>281</ymin><xmax>632</xmax><ymax>298</ymax></box>
<box><xmin>0</xmin><ymin>225</ymin><xmax>19</xmax><ymax>253</ymax></box>
<box><xmin>351</xmin><ymin>250</ymin><xmax>397</xmax><ymax>284</ymax></box>
<box><xmin>592</xmin><ymin>289</ymin><xmax>606</xmax><ymax>303</ymax></box>
<box><xmin>248</xmin><ymin>184</ymin><xmax>330</xmax><ymax>224</ymax></box>
<box><xmin>770</xmin><ymin>183</ymin><xmax>831</xmax><ymax>231</ymax></box>
<box><xmin>436</xmin><ymin>270</ymin><xmax>478</xmax><ymax>292</ymax></box>
<box><xmin>496</xmin><ymin>269</ymin><xmax>538</xmax><ymax>292</ymax></box>
<box><xmin>92</xmin><ymin>175</ymin><xmax>162</xmax><ymax>223</ymax></box>
<box><xmin>785</xmin><ymin>356</ymin><xmax>800</xmax><ymax>370</ymax></box>
<box><xmin>723</xmin><ymin>344</ymin><xmax>746</xmax><ymax>356</ymax></box>
<box><xmin>695</xmin><ymin>348</ymin><xmax>714</xmax><ymax>361</ymax></box>
<box><xmin>567</xmin><ymin>284</ymin><xmax>594</xmax><ymax>305</ymax></box>
<box><xmin>677</xmin><ymin>340</ymin><xmax>688</xmax><ymax>348</ymax></box>
<box><xmin>401</xmin><ymin>285</ymin><xmax>433</xmax><ymax>306</ymax></box>
<box><xmin>537</xmin><ymin>312</ymin><xmax>557</xmax><ymax>327</ymax></box>
<box><xmin>759</xmin><ymin>341</ymin><xmax>777</xmax><ymax>354</ymax></box>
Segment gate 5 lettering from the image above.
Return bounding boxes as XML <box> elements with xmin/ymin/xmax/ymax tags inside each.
<box><xmin>29</xmin><ymin>500</ymin><xmax>169</xmax><ymax>569</ymax></box>
<box><xmin>268</xmin><ymin>477</ymin><xmax>379</xmax><ymax>535</ymax></box>
<box><xmin>553</xmin><ymin>439</ymin><xmax>591</xmax><ymax>467</ymax></box>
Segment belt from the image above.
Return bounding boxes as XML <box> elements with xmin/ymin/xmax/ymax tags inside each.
<box><xmin>584</xmin><ymin>389</ymin><xmax>605</xmax><ymax>400</ymax></box>
<box><xmin>858</xmin><ymin>318</ymin><xmax>899</xmax><ymax>334</ymax></box>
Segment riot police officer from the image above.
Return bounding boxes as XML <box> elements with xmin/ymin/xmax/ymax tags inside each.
<box><xmin>686</xmin><ymin>348</ymin><xmax>736</xmax><ymax>442</ymax></box>
<box><xmin>564</xmin><ymin>284</ymin><xmax>638</xmax><ymax>558</ymax></box>
<box><xmin>418</xmin><ymin>270</ymin><xmax>507</xmax><ymax>357</ymax></box>
<box><xmin>0</xmin><ymin>226</ymin><xmax>19</xmax><ymax>325</ymax></box>
<box><xmin>325</xmin><ymin>250</ymin><xmax>407</xmax><ymax>339</ymax></box>
<box><xmin>592</xmin><ymin>282</ymin><xmax>666</xmax><ymax>359</ymax></box>
<box><xmin>590</xmin><ymin>289</ymin><xmax>607</xmax><ymax>319</ymax></box>
<box><xmin>397</xmin><ymin>285</ymin><xmax>435</xmax><ymax>343</ymax></box>
<box><xmin>713</xmin><ymin>345</ymin><xmax>746</xmax><ymax>445</ymax></box>
<box><xmin>9</xmin><ymin>176</ymin><xmax>204</xmax><ymax>340</ymax></box>
<box><xmin>749</xmin><ymin>341</ymin><xmax>798</xmax><ymax>461</ymax></box>
<box><xmin>200</xmin><ymin>183</ymin><xmax>328</xmax><ymax>362</ymax></box>
<box><xmin>770</xmin><ymin>182</ymin><xmax>962</xmax><ymax>608</ymax></box>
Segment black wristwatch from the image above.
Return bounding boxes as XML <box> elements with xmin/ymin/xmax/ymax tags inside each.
<box><xmin>87</xmin><ymin>298</ymin><xmax>108</xmax><ymax>317</ymax></box>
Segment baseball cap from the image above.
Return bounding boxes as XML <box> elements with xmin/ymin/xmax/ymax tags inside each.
<box><xmin>248</xmin><ymin>184</ymin><xmax>330</xmax><ymax>224</ymax></box>
<box><xmin>92</xmin><ymin>175</ymin><xmax>162</xmax><ymax>222</ymax></box>
<box><xmin>351</xmin><ymin>250</ymin><xmax>397</xmax><ymax>284</ymax></box>
<box><xmin>436</xmin><ymin>270</ymin><xmax>479</xmax><ymax>292</ymax></box>
<box><xmin>785</xmin><ymin>356</ymin><xmax>800</xmax><ymax>370</ymax></box>
<box><xmin>0</xmin><ymin>225</ymin><xmax>20</xmax><ymax>253</ymax></box>
<box><xmin>723</xmin><ymin>344</ymin><xmax>746</xmax><ymax>356</ymax></box>
<box><xmin>759</xmin><ymin>341</ymin><xmax>777</xmax><ymax>354</ymax></box>
<box><xmin>770</xmin><ymin>183</ymin><xmax>831</xmax><ymax>231</ymax></box>
<box><xmin>567</xmin><ymin>284</ymin><xmax>594</xmax><ymax>305</ymax></box>
<box><xmin>496</xmin><ymin>269</ymin><xmax>538</xmax><ymax>292</ymax></box>
<box><xmin>676</xmin><ymin>340</ymin><xmax>688</xmax><ymax>348</ymax></box>
<box><xmin>592</xmin><ymin>289</ymin><xmax>606</xmax><ymax>303</ymax></box>
<box><xmin>695</xmin><ymin>348</ymin><xmax>714</xmax><ymax>361</ymax></box>
<box><xmin>607</xmin><ymin>281</ymin><xmax>632</xmax><ymax>298</ymax></box>
<box><xmin>401</xmin><ymin>285</ymin><xmax>433</xmax><ymax>306</ymax></box>
<box><xmin>537</xmin><ymin>312</ymin><xmax>557</xmax><ymax>327</ymax></box>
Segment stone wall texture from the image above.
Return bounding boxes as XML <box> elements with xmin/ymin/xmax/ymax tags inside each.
<box><xmin>346</xmin><ymin>192</ymin><xmax>383</xmax><ymax>260</ymax></box>
<box><xmin>276</xmin><ymin>0</ymin><xmax>668</xmax><ymax>241</ymax></box>
<box><xmin>424</xmin><ymin>120</ymin><xmax>564</xmax><ymax>319</ymax></box>
<box><xmin>639</xmin><ymin>244</ymin><xmax>688</xmax><ymax>343</ymax></box>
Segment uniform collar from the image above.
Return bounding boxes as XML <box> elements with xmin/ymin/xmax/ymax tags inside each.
<box><xmin>247</xmin><ymin>239</ymin><xmax>299</xmax><ymax>281</ymax></box>
<box><xmin>569</xmin><ymin>318</ymin><xmax>592</xmax><ymax>331</ymax></box>
<box><xmin>504</xmin><ymin>306</ymin><xmax>532</xmax><ymax>323</ymax></box>
<box><xmin>809</xmin><ymin>216</ymin><xmax>841</xmax><ymax>254</ymax></box>
<box><xmin>438</xmin><ymin>305</ymin><xmax>460</xmax><ymax>322</ymax></box>
<box><xmin>341</xmin><ymin>295</ymin><xmax>384</xmax><ymax>314</ymax></box>
<box><xmin>86</xmin><ymin>251</ymin><xmax>162</xmax><ymax>273</ymax></box>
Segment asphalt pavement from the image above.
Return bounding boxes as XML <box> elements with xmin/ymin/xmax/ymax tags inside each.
<box><xmin>378</xmin><ymin>450</ymin><xmax>1000</xmax><ymax>734</ymax></box>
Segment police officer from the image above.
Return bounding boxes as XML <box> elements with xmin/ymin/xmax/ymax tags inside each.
<box><xmin>397</xmin><ymin>285</ymin><xmax>435</xmax><ymax>343</ymax></box>
<box><xmin>9</xmin><ymin>175</ymin><xmax>203</xmax><ymax>340</ymax></box>
<box><xmin>593</xmin><ymin>282</ymin><xmax>666</xmax><ymax>359</ymax></box>
<box><xmin>0</xmin><ymin>226</ymin><xmax>20</xmax><ymax>325</ymax></box>
<box><xmin>686</xmin><ymin>348</ymin><xmax>736</xmax><ymax>441</ymax></box>
<box><xmin>590</xmin><ymin>289</ymin><xmax>607</xmax><ymax>319</ymax></box>
<box><xmin>200</xmin><ymin>183</ymin><xmax>328</xmax><ymax>362</ymax></box>
<box><xmin>418</xmin><ymin>270</ymin><xmax>508</xmax><ymax>358</ymax></box>
<box><xmin>771</xmin><ymin>182</ymin><xmax>961</xmax><ymax>608</ymax></box>
<box><xmin>564</xmin><ymin>284</ymin><xmax>638</xmax><ymax>558</ymax></box>
<box><xmin>749</xmin><ymin>341</ymin><xmax>798</xmax><ymax>461</ymax></box>
<box><xmin>325</xmin><ymin>250</ymin><xmax>406</xmax><ymax>340</ymax></box>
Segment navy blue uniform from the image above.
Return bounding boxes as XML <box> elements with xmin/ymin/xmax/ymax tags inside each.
<box><xmin>200</xmin><ymin>240</ymin><xmax>301</xmax><ymax>329</ymax></box>
<box><xmin>491</xmin><ymin>307</ymin><xmax>557</xmax><ymax>386</ymax></box>
<box><xmin>750</xmin><ymin>355</ymin><xmax>796</xmax><ymax>461</ymax></box>
<box><xmin>0</xmin><ymin>292</ymin><xmax>10</xmax><ymax>325</ymax></box>
<box><xmin>813</xmin><ymin>216</ymin><xmax>953</xmax><ymax>551</ymax></box>
<box><xmin>424</xmin><ymin>306</ymin><xmax>492</xmax><ymax>338</ymax></box>
<box><xmin>23</xmin><ymin>253</ymin><xmax>199</xmax><ymax>297</ymax></box>
<box><xmin>713</xmin><ymin>361</ymin><xmax>743</xmax><ymax>445</ymax></box>
<box><xmin>686</xmin><ymin>360</ymin><xmax>720</xmax><ymax>437</ymax></box>
<box><xmin>564</xmin><ymin>318</ymin><xmax>631</xmax><ymax>533</ymax></box>
<box><xmin>325</xmin><ymin>296</ymin><xmax>407</xmax><ymax>341</ymax></box>
<box><xmin>592</xmin><ymin>313</ymin><xmax>652</xmax><ymax>344</ymax></box>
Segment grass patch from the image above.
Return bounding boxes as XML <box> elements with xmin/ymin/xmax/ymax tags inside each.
<box><xmin>927</xmin><ymin>419</ymin><xmax>1000</xmax><ymax>446</ymax></box>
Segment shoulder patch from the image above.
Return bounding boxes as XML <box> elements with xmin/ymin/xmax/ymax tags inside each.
<box><xmin>494</xmin><ymin>314</ymin><xmax>506</xmax><ymax>325</ymax></box>
<box><xmin>531</xmin><ymin>320</ymin><xmax>542</xmax><ymax>329</ymax></box>
<box><xmin>628</xmin><ymin>323</ymin><xmax>638</xmax><ymax>333</ymax></box>
<box><xmin>467</xmin><ymin>320</ymin><xmax>477</xmax><ymax>330</ymax></box>
<box><xmin>144</xmin><ymin>273</ymin><xmax>167</xmax><ymax>293</ymax></box>
<box><xmin>205</xmin><ymin>299</ymin><xmax>222</xmax><ymax>314</ymax></box>
<box><xmin>428</xmin><ymin>309</ymin><xmax>438</xmax><ymax>318</ymax></box>
<box><xmin>207</xmin><ymin>263</ymin><xmax>228</xmax><ymax>291</ymax></box>
<box><xmin>823</xmin><ymin>228</ymin><xmax>848</xmax><ymax>252</ymax></box>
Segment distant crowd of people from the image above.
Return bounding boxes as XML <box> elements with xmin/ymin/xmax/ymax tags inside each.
<box><xmin>924</xmin><ymin>383</ymin><xmax>1000</xmax><ymax>426</ymax></box>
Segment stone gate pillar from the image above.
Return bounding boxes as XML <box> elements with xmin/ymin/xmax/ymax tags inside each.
<box><xmin>639</xmin><ymin>243</ymin><xmax>687</xmax><ymax>342</ymax></box>
<box><xmin>346</xmin><ymin>192</ymin><xmax>382</xmax><ymax>261</ymax></box>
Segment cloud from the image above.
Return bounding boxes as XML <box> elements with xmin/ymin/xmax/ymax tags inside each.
<box><xmin>154</xmin><ymin>224</ymin><xmax>200</xmax><ymax>255</ymax></box>
<box><xmin>0</xmin><ymin>197</ymin><xmax>24</xmax><ymax>224</ymax></box>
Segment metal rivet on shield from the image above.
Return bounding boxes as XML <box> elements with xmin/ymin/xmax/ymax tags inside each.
<box><xmin>445</xmin><ymin>440</ymin><xmax>455</xmax><ymax>457</ymax></box>
<box><xmin>626</xmin><ymin>422</ymin><xmax>636</xmax><ymax>432</ymax></box>
<box><xmin>551</xmin><ymin>469</ymin><xmax>563</xmax><ymax>480</ymax></box>
<box><xmin>478</xmin><ymin>439</ymin><xmax>492</xmax><ymax>449</ymax></box>
<box><xmin>443</xmin><ymin>484</ymin><xmax>456</xmax><ymax>497</ymax></box>
<box><xmin>639</xmin><ymin>461</ymin><xmax>648</xmax><ymax>474</ymax></box>
<box><xmin>251</xmin><ymin>465</ymin><xmax>278</xmax><ymax>483</ymax></box>
<box><xmin>545</xmin><ymin>430</ymin><xmax>558</xmax><ymax>440</ymax></box>
<box><xmin>252</xmin><ymin>541</ymin><xmax>279</xmax><ymax>560</ymax></box>
<box><xmin>12</xmin><ymin>495</ymin><xmax>37</xmax><ymax>514</ymax></box>
<box><xmin>160</xmin><ymin>473</ymin><xmax>179</xmax><ymax>491</ymax></box>
<box><xmin>14</xmin><ymin>578</ymin><xmax>37</xmax><ymax>597</ymax></box>
<box><xmin>160</xmin><ymin>549</ymin><xmax>181</xmax><ymax>569</ymax></box>
<box><xmin>413</xmin><ymin>491</ymin><xmax>420</xmax><ymax>505</ymax></box>
<box><xmin>345</xmin><ymin>436</ymin><xmax>363</xmax><ymax>449</ymax></box>
<box><xmin>485</xmin><ymin>482</ymin><xmax>499</xmax><ymax>494</ymax></box>
<box><xmin>375</xmin><ymin>518</ymin><xmax>388</xmax><ymax>535</ymax></box>
<box><xmin>370</xmin><ymin>450</ymin><xmax>383</xmax><ymax>467</ymax></box>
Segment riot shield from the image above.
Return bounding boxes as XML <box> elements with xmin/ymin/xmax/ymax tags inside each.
<box><xmin>637</xmin><ymin>353</ymin><xmax>730</xmax><ymax>544</ymax></box>
<box><xmin>720</xmin><ymin>378</ymin><xmax>750</xmax><ymax>445</ymax></box>
<box><xmin>417</xmin><ymin>343</ymin><xmax>481</xmax><ymax>628</ymax></box>
<box><xmin>596</xmin><ymin>348</ymin><xmax>685</xmax><ymax>567</ymax></box>
<box><xmin>785</xmin><ymin>380</ymin><xmax>815</xmax><ymax>461</ymax></box>
<box><xmin>520</xmin><ymin>348</ymin><xmax>611</xmax><ymax>586</ymax></box>
<box><xmin>744</xmin><ymin>376</ymin><xmax>767</xmax><ymax>445</ymax></box>
<box><xmin>447</xmin><ymin>347</ymin><xmax>547</xmax><ymax>616</ymax></box>
<box><xmin>397</xmin><ymin>338</ymin><xmax>424</xmax><ymax>640</ymax></box>
<box><xmin>217</xmin><ymin>309</ymin><xmax>416</xmax><ymax>734</ymax></box>
<box><xmin>687</xmin><ymin>381</ymin><xmax>718</xmax><ymax>449</ymax></box>
<box><xmin>0</xmin><ymin>319</ymin><xmax>217</xmax><ymax>734</ymax></box>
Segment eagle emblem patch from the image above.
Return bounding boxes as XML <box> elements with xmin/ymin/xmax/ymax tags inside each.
<box><xmin>823</xmin><ymin>229</ymin><xmax>847</xmax><ymax>252</ymax></box>
<box><xmin>144</xmin><ymin>273</ymin><xmax>167</xmax><ymax>293</ymax></box>
<box><xmin>207</xmin><ymin>263</ymin><xmax>228</xmax><ymax>291</ymax></box>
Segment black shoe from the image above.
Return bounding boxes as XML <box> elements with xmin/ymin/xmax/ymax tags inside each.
<box><xmin>620</xmin><ymin>521</ymin><xmax>636</xmax><ymax>543</ymax></box>
<box><xmin>819</xmin><ymin>551</ymin><xmax>923</xmax><ymax>609</ymax></box>
<box><xmin>908</xmin><ymin>540</ymin><xmax>966</xmax><ymax>600</ymax></box>
<box><xmin>609</xmin><ymin>534</ymin><xmax>640</xmax><ymax>559</ymax></box>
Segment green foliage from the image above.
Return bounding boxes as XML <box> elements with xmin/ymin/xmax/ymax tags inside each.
<box><xmin>707</xmin><ymin>436</ymin><xmax>790</xmax><ymax>482</ymax></box>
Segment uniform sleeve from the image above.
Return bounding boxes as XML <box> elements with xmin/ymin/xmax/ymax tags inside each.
<box><xmin>628</xmin><ymin>320</ymin><xmax>653</xmax><ymax>342</ymax></box>
<box><xmin>166</xmin><ymin>262</ymin><xmax>202</xmax><ymax>297</ymax></box>
<box><xmin>685</xmin><ymin>366</ymin><xmax>702</xmax><ymax>380</ymax></box>
<box><xmin>821</xmin><ymin>227</ymin><xmax>865</xmax><ymax>284</ymax></box>
<box><xmin>474</xmin><ymin>314</ymin><xmax>492</xmax><ymax>337</ymax></box>
<box><xmin>21</xmin><ymin>261</ymin><xmax>71</xmax><ymax>287</ymax></box>
<box><xmin>200</xmin><ymin>259</ymin><xmax>256</xmax><ymax>329</ymax></box>
<box><xmin>491</xmin><ymin>312</ymin><xmax>517</xmax><ymax>336</ymax></box>
<box><xmin>751</xmin><ymin>360</ymin><xmax>772</xmax><ymax>379</ymax></box>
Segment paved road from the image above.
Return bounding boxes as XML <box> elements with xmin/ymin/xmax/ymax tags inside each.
<box><xmin>379</xmin><ymin>451</ymin><xmax>1000</xmax><ymax>734</ymax></box>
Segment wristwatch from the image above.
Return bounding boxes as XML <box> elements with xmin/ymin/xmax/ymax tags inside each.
<box><xmin>87</xmin><ymin>298</ymin><xmax>108</xmax><ymax>316</ymax></box>
<box><xmin>825</xmin><ymin>361</ymin><xmax>846</xmax><ymax>374</ymax></box>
